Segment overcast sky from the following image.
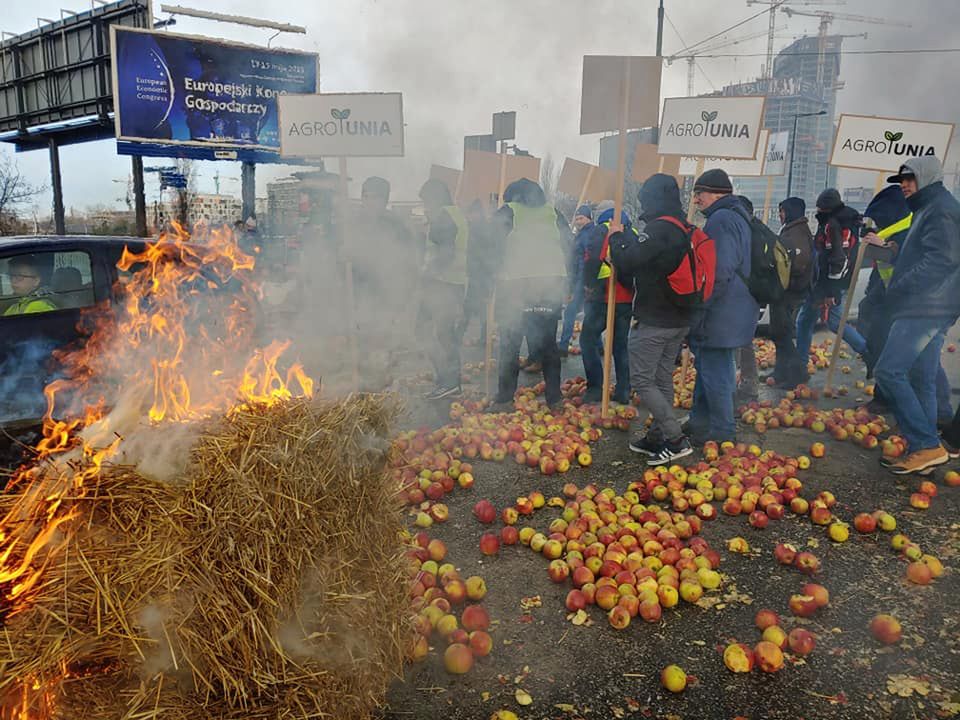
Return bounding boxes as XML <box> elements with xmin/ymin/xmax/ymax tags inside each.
<box><xmin>3</xmin><ymin>0</ymin><xmax>959</xmax><ymax>216</ymax></box>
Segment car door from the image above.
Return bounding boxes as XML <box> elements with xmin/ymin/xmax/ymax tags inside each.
<box><xmin>0</xmin><ymin>245</ymin><xmax>106</xmax><ymax>426</ymax></box>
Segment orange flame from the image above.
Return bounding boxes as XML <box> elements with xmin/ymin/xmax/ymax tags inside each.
<box><xmin>0</xmin><ymin>223</ymin><xmax>314</xmax><ymax>718</ymax></box>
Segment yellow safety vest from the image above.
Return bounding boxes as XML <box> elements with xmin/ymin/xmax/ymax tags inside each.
<box><xmin>3</xmin><ymin>296</ymin><xmax>57</xmax><ymax>316</ymax></box>
<box><xmin>875</xmin><ymin>213</ymin><xmax>912</xmax><ymax>286</ymax></box>
<box><xmin>426</xmin><ymin>205</ymin><xmax>469</xmax><ymax>285</ymax></box>
<box><xmin>501</xmin><ymin>202</ymin><xmax>567</xmax><ymax>282</ymax></box>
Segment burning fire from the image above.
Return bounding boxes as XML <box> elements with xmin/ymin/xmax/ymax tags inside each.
<box><xmin>0</xmin><ymin>223</ymin><xmax>314</xmax><ymax>718</ymax></box>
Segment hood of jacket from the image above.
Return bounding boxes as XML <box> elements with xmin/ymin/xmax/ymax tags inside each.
<box><xmin>865</xmin><ymin>185</ymin><xmax>910</xmax><ymax>230</ymax></box>
<box><xmin>816</xmin><ymin>188</ymin><xmax>843</xmax><ymax>213</ymax></box>
<box><xmin>816</xmin><ymin>203</ymin><xmax>860</xmax><ymax>229</ymax></box>
<box><xmin>702</xmin><ymin>192</ymin><xmax>746</xmax><ymax>218</ymax></box>
<box><xmin>901</xmin><ymin>155</ymin><xmax>944</xmax><ymax>190</ymax></box>
<box><xmin>597</xmin><ymin>207</ymin><xmax>632</xmax><ymax>230</ymax></box>
<box><xmin>639</xmin><ymin>173</ymin><xmax>683</xmax><ymax>220</ymax></box>
<box><xmin>503</xmin><ymin>178</ymin><xmax>546</xmax><ymax>207</ymax></box>
<box><xmin>779</xmin><ymin>197</ymin><xmax>806</xmax><ymax>224</ymax></box>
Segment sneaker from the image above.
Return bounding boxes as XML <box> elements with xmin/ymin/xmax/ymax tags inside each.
<box><xmin>879</xmin><ymin>456</ymin><xmax>896</xmax><ymax>468</ymax></box>
<box><xmin>629</xmin><ymin>433</ymin><xmax>662</xmax><ymax>456</ymax></box>
<box><xmin>888</xmin><ymin>446</ymin><xmax>950</xmax><ymax>475</ymax></box>
<box><xmin>648</xmin><ymin>437</ymin><xmax>694</xmax><ymax>466</ymax></box>
<box><xmin>425</xmin><ymin>384</ymin><xmax>462</xmax><ymax>401</ymax></box>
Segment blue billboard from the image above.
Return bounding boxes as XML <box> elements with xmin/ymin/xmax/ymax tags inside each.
<box><xmin>111</xmin><ymin>27</ymin><xmax>318</xmax><ymax>163</ymax></box>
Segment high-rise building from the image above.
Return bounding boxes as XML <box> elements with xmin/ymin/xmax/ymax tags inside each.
<box><xmin>710</xmin><ymin>35</ymin><xmax>843</xmax><ymax>224</ymax></box>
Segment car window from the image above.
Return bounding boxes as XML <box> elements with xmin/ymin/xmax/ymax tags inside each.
<box><xmin>0</xmin><ymin>250</ymin><xmax>96</xmax><ymax>317</ymax></box>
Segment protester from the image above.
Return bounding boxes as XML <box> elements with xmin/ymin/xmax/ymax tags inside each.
<box><xmin>795</xmin><ymin>188</ymin><xmax>868</xmax><ymax>362</ymax></box>
<box><xmin>490</xmin><ymin>178</ymin><xmax>569</xmax><ymax>408</ymax></box>
<box><xmin>732</xmin><ymin>196</ymin><xmax>760</xmax><ymax>404</ymax></box>
<box><xmin>418</xmin><ymin>178</ymin><xmax>470</xmax><ymax>400</ymax></box>
<box><xmin>687</xmin><ymin>169</ymin><xmax>757</xmax><ymax>444</ymax></box>
<box><xmin>559</xmin><ymin>205</ymin><xmax>594</xmax><ymax>357</ymax></box>
<box><xmin>871</xmin><ymin>157</ymin><xmax>960</xmax><ymax>475</ymax></box>
<box><xmin>580</xmin><ymin>206</ymin><xmax>634</xmax><ymax>404</ymax></box>
<box><xmin>766</xmin><ymin>197</ymin><xmax>815</xmax><ymax>387</ymax></box>
<box><xmin>609</xmin><ymin>174</ymin><xmax>693</xmax><ymax>465</ymax></box>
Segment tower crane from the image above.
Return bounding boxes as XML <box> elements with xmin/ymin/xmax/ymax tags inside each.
<box><xmin>746</xmin><ymin>0</ymin><xmax>847</xmax><ymax>78</ymax></box>
<box><xmin>780</xmin><ymin>7</ymin><xmax>912</xmax><ymax>85</ymax></box>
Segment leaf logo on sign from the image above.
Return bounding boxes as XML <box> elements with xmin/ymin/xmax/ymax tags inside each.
<box><xmin>331</xmin><ymin>108</ymin><xmax>352</xmax><ymax>120</ymax></box>
<box><xmin>884</xmin><ymin>130</ymin><xmax>903</xmax><ymax>142</ymax></box>
<box><xmin>701</xmin><ymin>110</ymin><xmax>718</xmax><ymax>122</ymax></box>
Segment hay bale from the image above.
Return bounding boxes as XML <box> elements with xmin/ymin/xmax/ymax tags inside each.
<box><xmin>0</xmin><ymin>395</ymin><xmax>410</xmax><ymax>719</ymax></box>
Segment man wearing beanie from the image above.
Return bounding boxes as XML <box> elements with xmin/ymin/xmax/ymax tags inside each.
<box><xmin>559</xmin><ymin>204</ymin><xmax>594</xmax><ymax>356</ymax></box>
<box><xmin>767</xmin><ymin>196</ymin><xmax>815</xmax><ymax>387</ymax></box>
<box><xmin>687</xmin><ymin>168</ymin><xmax>758</xmax><ymax>444</ymax></box>
<box><xmin>795</xmin><ymin>187</ymin><xmax>868</xmax><ymax>363</ymax></box>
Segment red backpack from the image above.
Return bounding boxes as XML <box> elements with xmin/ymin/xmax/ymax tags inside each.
<box><xmin>657</xmin><ymin>216</ymin><xmax>717</xmax><ymax>308</ymax></box>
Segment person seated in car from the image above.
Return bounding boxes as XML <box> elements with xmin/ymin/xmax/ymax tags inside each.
<box><xmin>3</xmin><ymin>255</ymin><xmax>56</xmax><ymax>316</ymax></box>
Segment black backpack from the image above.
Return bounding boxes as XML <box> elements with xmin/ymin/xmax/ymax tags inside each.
<box><xmin>735</xmin><ymin>208</ymin><xmax>788</xmax><ymax>306</ymax></box>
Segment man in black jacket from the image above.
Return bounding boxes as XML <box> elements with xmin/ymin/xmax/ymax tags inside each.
<box><xmin>609</xmin><ymin>174</ymin><xmax>693</xmax><ymax>466</ymax></box>
<box><xmin>872</xmin><ymin>156</ymin><xmax>960</xmax><ymax>474</ymax></box>
<box><xmin>768</xmin><ymin>197</ymin><xmax>814</xmax><ymax>387</ymax></box>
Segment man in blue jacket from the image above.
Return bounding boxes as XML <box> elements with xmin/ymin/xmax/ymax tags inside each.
<box><xmin>687</xmin><ymin>169</ymin><xmax>759</xmax><ymax>444</ymax></box>
<box><xmin>872</xmin><ymin>156</ymin><xmax>960</xmax><ymax>475</ymax></box>
<box><xmin>559</xmin><ymin>205</ymin><xmax>593</xmax><ymax>357</ymax></box>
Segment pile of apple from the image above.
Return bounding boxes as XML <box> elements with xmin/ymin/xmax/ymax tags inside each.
<box><xmin>889</xmin><ymin>531</ymin><xmax>946</xmax><ymax>586</ymax></box>
<box><xmin>509</xmin><ymin>479</ymin><xmax>726</xmax><ymax>630</ymax></box>
<box><xmin>672</xmin><ymin>364</ymin><xmax>696</xmax><ymax>409</ymax></box>
<box><xmin>405</xmin><ymin>532</ymin><xmax>494</xmax><ymax>674</ymax></box>
<box><xmin>739</xmin><ymin>397</ymin><xmax>889</xmax><ymax>448</ymax></box>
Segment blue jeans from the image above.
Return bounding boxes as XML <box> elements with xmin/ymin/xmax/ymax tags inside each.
<box><xmin>580</xmin><ymin>301</ymin><xmax>631</xmax><ymax>400</ymax></box>
<box><xmin>796</xmin><ymin>290</ymin><xmax>868</xmax><ymax>360</ymax></box>
<box><xmin>689</xmin><ymin>345</ymin><xmax>737</xmax><ymax>442</ymax></box>
<box><xmin>559</xmin><ymin>285</ymin><xmax>584</xmax><ymax>350</ymax></box>
<box><xmin>875</xmin><ymin>317</ymin><xmax>951</xmax><ymax>453</ymax></box>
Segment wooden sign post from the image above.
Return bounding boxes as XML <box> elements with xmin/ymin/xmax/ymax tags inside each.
<box><xmin>485</xmin><ymin>151</ymin><xmax>510</xmax><ymax>399</ymax></box>
<box><xmin>823</xmin><ymin>171</ymin><xmax>888</xmax><ymax>394</ymax></box>
<box><xmin>338</xmin><ymin>156</ymin><xmax>360</xmax><ymax>392</ymax></box>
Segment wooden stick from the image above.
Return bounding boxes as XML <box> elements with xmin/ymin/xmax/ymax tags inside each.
<box><xmin>762</xmin><ymin>175</ymin><xmax>774</xmax><ymax>225</ymax></box>
<box><xmin>679</xmin><ymin>346</ymin><xmax>691</xmax><ymax>399</ymax></box>
<box><xmin>573</xmin><ymin>166</ymin><xmax>595</xmax><ymax>224</ymax></box>
<box><xmin>339</xmin><ymin>157</ymin><xmax>360</xmax><ymax>392</ymax></box>
<box><xmin>602</xmin><ymin>57</ymin><xmax>631</xmax><ymax>419</ymax></box>
<box><xmin>824</xmin><ymin>171</ymin><xmax>886</xmax><ymax>392</ymax></box>
<box><xmin>686</xmin><ymin>157</ymin><xmax>705</xmax><ymax>223</ymax></box>
<box><xmin>485</xmin><ymin>151</ymin><xmax>509</xmax><ymax>400</ymax></box>
<box><xmin>658</xmin><ymin>156</ymin><xmax>665</xmax><ymax>173</ymax></box>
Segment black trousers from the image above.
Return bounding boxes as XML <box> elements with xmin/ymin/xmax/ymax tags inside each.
<box><xmin>769</xmin><ymin>291</ymin><xmax>807</xmax><ymax>383</ymax></box>
<box><xmin>497</xmin><ymin>307</ymin><xmax>562</xmax><ymax>405</ymax></box>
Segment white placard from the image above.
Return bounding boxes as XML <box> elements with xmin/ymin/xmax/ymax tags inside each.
<box><xmin>279</xmin><ymin>92</ymin><xmax>405</xmax><ymax>158</ymax></box>
<box><xmin>658</xmin><ymin>96</ymin><xmax>766</xmax><ymax>160</ymax></box>
<box><xmin>830</xmin><ymin>114</ymin><xmax>954</xmax><ymax>172</ymax></box>
<box><xmin>580</xmin><ymin>56</ymin><xmax>663</xmax><ymax>135</ymax></box>
<box><xmin>678</xmin><ymin>130</ymin><xmax>769</xmax><ymax>177</ymax></box>
<box><xmin>764</xmin><ymin>131</ymin><xmax>789</xmax><ymax>176</ymax></box>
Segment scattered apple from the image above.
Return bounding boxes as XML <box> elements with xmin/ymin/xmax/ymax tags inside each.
<box><xmin>443</xmin><ymin>643</ymin><xmax>474</xmax><ymax>674</ymax></box>
<box><xmin>870</xmin><ymin>614</ymin><xmax>902</xmax><ymax>644</ymax></box>
<box><xmin>754</xmin><ymin>640</ymin><xmax>784</xmax><ymax>672</ymax></box>
<box><xmin>661</xmin><ymin>664</ymin><xmax>687</xmax><ymax>692</ymax></box>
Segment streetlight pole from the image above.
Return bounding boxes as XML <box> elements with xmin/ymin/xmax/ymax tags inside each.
<box><xmin>786</xmin><ymin>109</ymin><xmax>827</xmax><ymax>199</ymax></box>
<box><xmin>656</xmin><ymin>0</ymin><xmax>665</xmax><ymax>56</ymax></box>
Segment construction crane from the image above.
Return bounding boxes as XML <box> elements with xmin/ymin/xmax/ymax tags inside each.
<box><xmin>746</xmin><ymin>0</ymin><xmax>847</xmax><ymax>78</ymax></box>
<box><xmin>780</xmin><ymin>7</ymin><xmax>912</xmax><ymax>86</ymax></box>
<box><xmin>668</xmin><ymin>28</ymin><xmax>796</xmax><ymax>95</ymax></box>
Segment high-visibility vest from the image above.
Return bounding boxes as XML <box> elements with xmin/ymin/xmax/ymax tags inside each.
<box><xmin>500</xmin><ymin>202</ymin><xmax>567</xmax><ymax>282</ymax></box>
<box><xmin>2</xmin><ymin>296</ymin><xmax>57</xmax><ymax>316</ymax></box>
<box><xmin>596</xmin><ymin>222</ymin><xmax>635</xmax><ymax>304</ymax></box>
<box><xmin>426</xmin><ymin>205</ymin><xmax>469</xmax><ymax>285</ymax></box>
<box><xmin>875</xmin><ymin>213</ymin><xmax>912</xmax><ymax>287</ymax></box>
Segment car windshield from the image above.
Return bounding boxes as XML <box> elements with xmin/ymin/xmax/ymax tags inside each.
<box><xmin>0</xmin><ymin>250</ymin><xmax>96</xmax><ymax>317</ymax></box>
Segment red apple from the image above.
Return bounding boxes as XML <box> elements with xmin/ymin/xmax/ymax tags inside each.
<box><xmin>479</xmin><ymin>533</ymin><xmax>500</xmax><ymax>556</ymax></box>
<box><xmin>789</xmin><ymin>594</ymin><xmax>819</xmax><ymax>618</ymax></box>
<box><xmin>870</xmin><ymin>614</ymin><xmax>902</xmax><ymax>644</ymax></box>
<box><xmin>853</xmin><ymin>513</ymin><xmax>877</xmax><ymax>533</ymax></box>
<box><xmin>788</xmin><ymin>628</ymin><xmax>816</xmax><ymax>656</ymax></box>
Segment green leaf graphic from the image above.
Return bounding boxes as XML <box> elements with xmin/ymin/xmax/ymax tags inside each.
<box><xmin>331</xmin><ymin>108</ymin><xmax>342</xmax><ymax>120</ymax></box>
<box><xmin>701</xmin><ymin>110</ymin><xmax>711</xmax><ymax>122</ymax></box>
<box><xmin>341</xmin><ymin>109</ymin><xmax>351</xmax><ymax>120</ymax></box>
<box><xmin>706</xmin><ymin>111</ymin><xmax>718</xmax><ymax>122</ymax></box>
<box><xmin>892</xmin><ymin>131</ymin><xmax>903</xmax><ymax>142</ymax></box>
<box><xmin>884</xmin><ymin>131</ymin><xmax>894</xmax><ymax>141</ymax></box>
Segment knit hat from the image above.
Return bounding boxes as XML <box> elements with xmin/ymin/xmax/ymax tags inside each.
<box><xmin>816</xmin><ymin>188</ymin><xmax>843</xmax><ymax>213</ymax></box>
<box><xmin>574</xmin><ymin>204</ymin><xmax>592</xmax><ymax>220</ymax></box>
<box><xmin>693</xmin><ymin>168</ymin><xmax>733</xmax><ymax>194</ymax></box>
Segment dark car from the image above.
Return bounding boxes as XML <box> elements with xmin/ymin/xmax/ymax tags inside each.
<box><xmin>0</xmin><ymin>236</ymin><xmax>152</xmax><ymax>434</ymax></box>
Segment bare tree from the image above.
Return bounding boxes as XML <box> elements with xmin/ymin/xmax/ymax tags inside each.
<box><xmin>0</xmin><ymin>152</ymin><xmax>43</xmax><ymax>234</ymax></box>
<box><xmin>174</xmin><ymin>159</ymin><xmax>197</xmax><ymax>227</ymax></box>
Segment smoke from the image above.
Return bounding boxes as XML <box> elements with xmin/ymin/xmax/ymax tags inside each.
<box><xmin>0</xmin><ymin>338</ymin><xmax>58</xmax><ymax>425</ymax></box>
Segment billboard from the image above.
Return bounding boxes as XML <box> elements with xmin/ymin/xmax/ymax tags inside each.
<box><xmin>658</xmin><ymin>96</ymin><xmax>766</xmax><ymax>160</ymax></box>
<box><xmin>279</xmin><ymin>93</ymin><xmax>404</xmax><ymax>158</ymax></box>
<box><xmin>677</xmin><ymin>130</ymin><xmax>770</xmax><ymax>177</ymax></box>
<box><xmin>111</xmin><ymin>27</ymin><xmax>318</xmax><ymax>162</ymax></box>
<box><xmin>829</xmin><ymin>114</ymin><xmax>955</xmax><ymax>173</ymax></box>
<box><xmin>0</xmin><ymin>0</ymin><xmax>151</xmax><ymax>140</ymax></box>
<box><xmin>580</xmin><ymin>56</ymin><xmax>662</xmax><ymax>135</ymax></box>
